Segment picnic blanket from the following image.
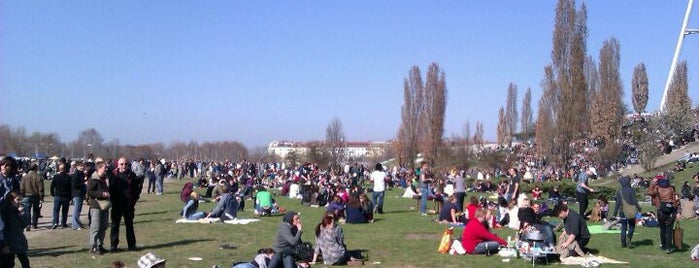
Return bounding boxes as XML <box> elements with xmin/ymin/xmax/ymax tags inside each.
<box><xmin>176</xmin><ymin>218</ymin><xmax>260</xmax><ymax>225</ymax></box>
<box><xmin>587</xmin><ymin>225</ymin><xmax>621</xmax><ymax>234</ymax></box>
<box><xmin>560</xmin><ymin>255</ymin><xmax>629</xmax><ymax>265</ymax></box>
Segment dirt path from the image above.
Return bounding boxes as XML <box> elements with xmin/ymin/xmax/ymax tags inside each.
<box><xmin>620</xmin><ymin>141</ymin><xmax>699</xmax><ymax>176</ymax></box>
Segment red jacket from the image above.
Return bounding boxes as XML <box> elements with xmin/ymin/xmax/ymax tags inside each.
<box><xmin>461</xmin><ymin>218</ymin><xmax>506</xmax><ymax>253</ymax></box>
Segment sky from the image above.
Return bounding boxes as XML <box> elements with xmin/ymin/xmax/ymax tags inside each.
<box><xmin>2</xmin><ymin>1</ymin><xmax>699</xmax><ymax>149</ymax></box>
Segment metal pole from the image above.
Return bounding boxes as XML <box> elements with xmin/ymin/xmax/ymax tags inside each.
<box><xmin>660</xmin><ymin>0</ymin><xmax>695</xmax><ymax>113</ymax></box>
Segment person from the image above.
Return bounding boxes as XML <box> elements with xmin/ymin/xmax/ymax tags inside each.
<box><xmin>450</xmin><ymin>169</ymin><xmax>466</xmax><ymax>212</ymax></box>
<box><xmin>460</xmin><ymin>208</ymin><xmax>507</xmax><ymax>254</ymax></box>
<box><xmin>255</xmin><ymin>186</ymin><xmax>277</xmax><ymax>216</ymax></box>
<box><xmin>2</xmin><ymin>191</ymin><xmax>29</xmax><ymax>268</ymax></box>
<box><xmin>50</xmin><ymin>163</ymin><xmax>72</xmax><ymax>229</ymax></box>
<box><xmin>326</xmin><ymin>196</ymin><xmax>345</xmax><ymax>220</ymax></box>
<box><xmin>269</xmin><ymin>211</ymin><xmax>303</xmax><ymax>268</ymax></box>
<box><xmin>345</xmin><ymin>195</ymin><xmax>368</xmax><ymax>224</ymax></box>
<box><xmin>137</xmin><ymin>252</ymin><xmax>166</xmax><ymax>268</ymax></box>
<box><xmin>146</xmin><ymin>162</ymin><xmax>157</xmax><ymax>194</ymax></box>
<box><xmin>70</xmin><ymin>161</ymin><xmax>87</xmax><ymax>230</ymax></box>
<box><xmin>576</xmin><ymin>169</ymin><xmax>595</xmax><ymax>218</ymax></box>
<box><xmin>358</xmin><ymin>193</ymin><xmax>374</xmax><ymax>223</ymax></box>
<box><xmin>132</xmin><ymin>158</ymin><xmax>146</xmax><ymax>194</ymax></box>
<box><xmin>647</xmin><ymin>175</ymin><xmax>679</xmax><ymax>254</ymax></box>
<box><xmin>531</xmin><ymin>186</ymin><xmax>543</xmax><ymax>200</ymax></box>
<box><xmin>19</xmin><ymin>163</ymin><xmax>43</xmax><ymax>231</ymax></box>
<box><xmin>87</xmin><ymin>161</ymin><xmax>110</xmax><ymax>255</ymax></box>
<box><xmin>518</xmin><ymin>198</ymin><xmax>555</xmax><ymax>248</ymax></box>
<box><xmin>232</xmin><ymin>248</ymin><xmax>275</xmax><ymax>268</ymax></box>
<box><xmin>205</xmin><ymin>185</ymin><xmax>239</xmax><ymax>221</ymax></box>
<box><xmin>612</xmin><ymin>176</ymin><xmax>642</xmax><ymax>248</ymax></box>
<box><xmin>549</xmin><ymin>185</ymin><xmax>562</xmax><ymax>201</ymax></box>
<box><xmin>418</xmin><ymin>161</ymin><xmax>432</xmax><ymax>216</ymax></box>
<box><xmin>552</xmin><ymin>203</ymin><xmax>591</xmax><ymax>256</ymax></box>
<box><xmin>311</xmin><ymin>213</ymin><xmax>351</xmax><ymax>265</ymax></box>
<box><xmin>0</xmin><ymin>157</ymin><xmax>19</xmax><ymax>267</ymax></box>
<box><xmin>439</xmin><ymin>195</ymin><xmax>463</xmax><ymax>224</ymax></box>
<box><xmin>109</xmin><ymin>157</ymin><xmax>142</xmax><ymax>251</ymax></box>
<box><xmin>465</xmin><ymin>196</ymin><xmax>479</xmax><ymax>221</ymax></box>
<box><xmin>182</xmin><ymin>192</ymin><xmax>206</xmax><ymax>220</ymax></box>
<box><xmin>505</xmin><ymin>167</ymin><xmax>520</xmax><ymax>203</ymax></box>
<box><xmin>180</xmin><ymin>182</ymin><xmax>194</xmax><ymax>203</ymax></box>
<box><xmin>369</xmin><ymin>163</ymin><xmax>386</xmax><ymax>214</ymax></box>
<box><xmin>154</xmin><ymin>160</ymin><xmax>166</xmax><ymax>195</ymax></box>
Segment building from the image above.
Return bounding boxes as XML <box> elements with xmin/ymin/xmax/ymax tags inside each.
<box><xmin>267</xmin><ymin>140</ymin><xmax>388</xmax><ymax>160</ymax></box>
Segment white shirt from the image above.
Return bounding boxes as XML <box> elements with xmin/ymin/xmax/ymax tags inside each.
<box><xmin>371</xmin><ymin>170</ymin><xmax>386</xmax><ymax>192</ymax></box>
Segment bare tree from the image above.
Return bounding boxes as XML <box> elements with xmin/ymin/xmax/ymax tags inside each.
<box><xmin>497</xmin><ymin>107</ymin><xmax>506</xmax><ymax>146</ymax></box>
<box><xmin>474</xmin><ymin>121</ymin><xmax>485</xmax><ymax>149</ymax></box>
<box><xmin>505</xmin><ymin>83</ymin><xmax>518</xmax><ymax>146</ymax></box>
<box><xmin>590</xmin><ymin>37</ymin><xmax>624</xmax><ymax>167</ymax></box>
<box><xmin>398</xmin><ymin>66</ymin><xmax>424</xmax><ymax>169</ymax></box>
<box><xmin>520</xmin><ymin>87</ymin><xmax>533</xmax><ymax>142</ymax></box>
<box><xmin>421</xmin><ymin>62</ymin><xmax>448</xmax><ymax>165</ymax></box>
<box><xmin>663</xmin><ymin>61</ymin><xmax>693</xmax><ymax>139</ymax></box>
<box><xmin>325</xmin><ymin>117</ymin><xmax>346</xmax><ymax>169</ymax></box>
<box><xmin>631</xmin><ymin>63</ymin><xmax>649</xmax><ymax>114</ymax></box>
<box><xmin>536</xmin><ymin>65</ymin><xmax>558</xmax><ymax>162</ymax></box>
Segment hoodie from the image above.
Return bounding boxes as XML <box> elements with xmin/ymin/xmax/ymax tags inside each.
<box><xmin>613</xmin><ymin>176</ymin><xmax>641</xmax><ymax>218</ymax></box>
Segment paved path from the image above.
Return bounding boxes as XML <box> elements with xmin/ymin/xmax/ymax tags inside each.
<box><xmin>620</xmin><ymin>141</ymin><xmax>699</xmax><ymax>176</ymax></box>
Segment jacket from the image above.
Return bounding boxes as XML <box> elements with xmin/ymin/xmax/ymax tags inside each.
<box><xmin>50</xmin><ymin>172</ymin><xmax>72</xmax><ymax>198</ymax></box>
<box><xmin>20</xmin><ymin>171</ymin><xmax>44</xmax><ymax>199</ymax></box>
<box><xmin>86</xmin><ymin>172</ymin><xmax>110</xmax><ymax>210</ymax></box>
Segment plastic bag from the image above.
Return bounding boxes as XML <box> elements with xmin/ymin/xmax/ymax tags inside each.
<box><xmin>438</xmin><ymin>227</ymin><xmax>454</xmax><ymax>254</ymax></box>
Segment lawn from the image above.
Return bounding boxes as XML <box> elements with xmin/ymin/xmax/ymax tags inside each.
<box><xmin>24</xmin><ymin>171</ymin><xmax>699</xmax><ymax>268</ymax></box>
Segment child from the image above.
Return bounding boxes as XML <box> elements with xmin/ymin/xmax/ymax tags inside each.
<box><xmin>3</xmin><ymin>191</ymin><xmax>29</xmax><ymax>268</ymax></box>
<box><xmin>598</xmin><ymin>197</ymin><xmax>609</xmax><ymax>221</ymax></box>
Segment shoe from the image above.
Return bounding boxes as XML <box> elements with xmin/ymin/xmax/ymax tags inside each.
<box><xmin>51</xmin><ymin>224</ymin><xmax>58</xmax><ymax>229</ymax></box>
<box><xmin>25</xmin><ymin>227</ymin><xmax>30</xmax><ymax>232</ymax></box>
<box><xmin>420</xmin><ymin>213</ymin><xmax>427</xmax><ymax>216</ymax></box>
<box><xmin>61</xmin><ymin>224</ymin><xmax>68</xmax><ymax>228</ymax></box>
<box><xmin>109</xmin><ymin>247</ymin><xmax>120</xmax><ymax>252</ymax></box>
<box><xmin>90</xmin><ymin>247</ymin><xmax>104</xmax><ymax>255</ymax></box>
<box><xmin>665</xmin><ymin>249</ymin><xmax>673</xmax><ymax>254</ymax></box>
<box><xmin>127</xmin><ymin>246</ymin><xmax>138</xmax><ymax>251</ymax></box>
<box><xmin>31</xmin><ymin>225</ymin><xmax>38</xmax><ymax>230</ymax></box>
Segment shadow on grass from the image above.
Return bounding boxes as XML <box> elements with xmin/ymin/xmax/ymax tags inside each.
<box><xmin>633</xmin><ymin>239</ymin><xmax>655</xmax><ymax>247</ymax></box>
<box><xmin>29</xmin><ymin>245</ymin><xmax>84</xmax><ymax>257</ymax></box>
<box><xmin>137</xmin><ymin>210</ymin><xmax>169</xmax><ymax>216</ymax></box>
<box><xmin>139</xmin><ymin>238</ymin><xmax>215</xmax><ymax>251</ymax></box>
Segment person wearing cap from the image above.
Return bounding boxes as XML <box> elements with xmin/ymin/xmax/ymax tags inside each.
<box><xmin>647</xmin><ymin>175</ymin><xmax>679</xmax><ymax>254</ymax></box>
<box><xmin>612</xmin><ymin>176</ymin><xmax>642</xmax><ymax>248</ymax></box>
<box><xmin>269</xmin><ymin>211</ymin><xmax>303</xmax><ymax>268</ymax></box>
<box><xmin>137</xmin><ymin>252</ymin><xmax>166</xmax><ymax>268</ymax></box>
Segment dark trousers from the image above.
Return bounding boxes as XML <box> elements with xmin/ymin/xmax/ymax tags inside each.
<box><xmin>657</xmin><ymin>207</ymin><xmax>676</xmax><ymax>250</ymax></box>
<box><xmin>110</xmin><ymin>204</ymin><xmax>136</xmax><ymax>249</ymax></box>
<box><xmin>620</xmin><ymin>218</ymin><xmax>635</xmax><ymax>246</ymax></box>
<box><xmin>268</xmin><ymin>252</ymin><xmax>295</xmax><ymax>268</ymax></box>
<box><xmin>455</xmin><ymin>192</ymin><xmax>466</xmax><ymax>212</ymax></box>
<box><xmin>577</xmin><ymin>192</ymin><xmax>589</xmax><ymax>216</ymax></box>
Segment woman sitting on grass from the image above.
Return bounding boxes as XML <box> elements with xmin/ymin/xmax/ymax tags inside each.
<box><xmin>358</xmin><ymin>193</ymin><xmax>374</xmax><ymax>222</ymax></box>
<box><xmin>182</xmin><ymin>192</ymin><xmax>206</xmax><ymax>220</ymax></box>
<box><xmin>310</xmin><ymin>214</ymin><xmax>356</xmax><ymax>265</ymax></box>
<box><xmin>345</xmin><ymin>196</ymin><xmax>368</xmax><ymax>224</ymax></box>
<box><xmin>326</xmin><ymin>195</ymin><xmax>345</xmax><ymax>220</ymax></box>
<box><xmin>461</xmin><ymin>208</ymin><xmax>507</xmax><ymax>255</ymax></box>
<box><xmin>439</xmin><ymin>195</ymin><xmax>463</xmax><ymax>224</ymax></box>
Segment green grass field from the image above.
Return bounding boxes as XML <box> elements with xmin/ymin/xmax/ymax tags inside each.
<box><xmin>25</xmin><ymin>168</ymin><xmax>699</xmax><ymax>268</ymax></box>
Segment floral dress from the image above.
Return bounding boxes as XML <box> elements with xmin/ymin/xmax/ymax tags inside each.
<box><xmin>313</xmin><ymin>225</ymin><xmax>348</xmax><ymax>265</ymax></box>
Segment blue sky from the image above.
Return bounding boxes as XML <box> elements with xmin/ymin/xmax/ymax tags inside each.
<box><xmin>2</xmin><ymin>1</ymin><xmax>698</xmax><ymax>148</ymax></box>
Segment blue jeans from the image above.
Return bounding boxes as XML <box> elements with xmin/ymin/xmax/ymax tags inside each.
<box><xmin>372</xmin><ymin>190</ymin><xmax>385</xmax><ymax>213</ymax></box>
<box><xmin>52</xmin><ymin>196</ymin><xmax>70</xmax><ymax>226</ymax></box>
<box><xmin>21</xmin><ymin>196</ymin><xmax>41</xmax><ymax>227</ymax></box>
<box><xmin>72</xmin><ymin>196</ymin><xmax>85</xmax><ymax>229</ymax></box>
<box><xmin>472</xmin><ymin>241</ymin><xmax>501</xmax><ymax>255</ymax></box>
<box><xmin>534</xmin><ymin>223</ymin><xmax>556</xmax><ymax>247</ymax></box>
<box><xmin>268</xmin><ymin>252</ymin><xmax>295</xmax><ymax>268</ymax></box>
<box><xmin>156</xmin><ymin>176</ymin><xmax>164</xmax><ymax>194</ymax></box>
<box><xmin>420</xmin><ymin>186</ymin><xmax>429</xmax><ymax>214</ymax></box>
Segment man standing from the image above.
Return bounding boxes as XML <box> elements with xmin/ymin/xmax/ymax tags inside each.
<box><xmin>50</xmin><ymin>163</ymin><xmax>72</xmax><ymax>229</ymax></box>
<box><xmin>20</xmin><ymin>163</ymin><xmax>43</xmax><ymax>230</ymax></box>
<box><xmin>576</xmin><ymin>169</ymin><xmax>595</xmax><ymax>217</ymax></box>
<box><xmin>505</xmin><ymin>167</ymin><xmax>520</xmax><ymax>203</ymax></box>
<box><xmin>109</xmin><ymin>158</ymin><xmax>142</xmax><ymax>251</ymax></box>
<box><xmin>419</xmin><ymin>161</ymin><xmax>432</xmax><ymax>216</ymax></box>
<box><xmin>370</xmin><ymin>163</ymin><xmax>386</xmax><ymax>214</ymax></box>
<box><xmin>154</xmin><ymin>160</ymin><xmax>165</xmax><ymax>195</ymax></box>
<box><xmin>71</xmin><ymin>161</ymin><xmax>87</xmax><ymax>230</ymax></box>
<box><xmin>131</xmin><ymin>158</ymin><xmax>146</xmax><ymax>194</ymax></box>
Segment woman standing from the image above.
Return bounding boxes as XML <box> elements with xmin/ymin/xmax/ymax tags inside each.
<box><xmin>648</xmin><ymin>175</ymin><xmax>679</xmax><ymax>254</ymax></box>
<box><xmin>613</xmin><ymin>176</ymin><xmax>642</xmax><ymax>248</ymax></box>
<box><xmin>87</xmin><ymin>161</ymin><xmax>111</xmax><ymax>255</ymax></box>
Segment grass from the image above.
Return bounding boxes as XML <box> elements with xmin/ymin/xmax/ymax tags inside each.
<box><xmin>25</xmin><ymin>171</ymin><xmax>699</xmax><ymax>268</ymax></box>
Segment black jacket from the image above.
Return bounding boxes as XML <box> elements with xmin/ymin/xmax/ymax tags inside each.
<box><xmin>51</xmin><ymin>172</ymin><xmax>72</xmax><ymax>198</ymax></box>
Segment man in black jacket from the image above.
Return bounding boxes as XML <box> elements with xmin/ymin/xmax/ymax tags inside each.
<box><xmin>109</xmin><ymin>157</ymin><xmax>143</xmax><ymax>251</ymax></box>
<box><xmin>71</xmin><ymin>161</ymin><xmax>87</xmax><ymax>230</ymax></box>
<box><xmin>50</xmin><ymin>163</ymin><xmax>72</xmax><ymax>229</ymax></box>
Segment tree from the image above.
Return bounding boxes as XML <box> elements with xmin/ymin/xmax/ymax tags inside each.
<box><xmin>398</xmin><ymin>66</ymin><xmax>424</xmax><ymax>169</ymax></box>
<box><xmin>631</xmin><ymin>63</ymin><xmax>649</xmax><ymax>114</ymax></box>
<box><xmin>496</xmin><ymin>107</ymin><xmax>507</xmax><ymax>146</ymax></box>
<box><xmin>76</xmin><ymin>128</ymin><xmax>104</xmax><ymax>158</ymax></box>
<box><xmin>663</xmin><ymin>61</ymin><xmax>693</xmax><ymax>140</ymax></box>
<box><xmin>590</xmin><ymin>37</ymin><xmax>624</xmax><ymax>145</ymax></box>
<box><xmin>520</xmin><ymin>87</ymin><xmax>534</xmax><ymax>142</ymax></box>
<box><xmin>637</xmin><ymin>115</ymin><xmax>664</xmax><ymax>171</ymax></box>
<box><xmin>474</xmin><ymin>121</ymin><xmax>485</xmax><ymax>149</ymax></box>
<box><xmin>505</xmin><ymin>83</ymin><xmax>518</xmax><ymax>146</ymax></box>
<box><xmin>421</xmin><ymin>62</ymin><xmax>448</xmax><ymax>165</ymax></box>
<box><xmin>325</xmin><ymin>117</ymin><xmax>346</xmax><ymax>169</ymax></box>
<box><xmin>536</xmin><ymin>65</ymin><xmax>558</xmax><ymax>164</ymax></box>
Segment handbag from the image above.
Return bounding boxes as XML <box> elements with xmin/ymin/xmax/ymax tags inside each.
<box><xmin>97</xmin><ymin>199</ymin><xmax>112</xmax><ymax>210</ymax></box>
<box><xmin>620</xmin><ymin>195</ymin><xmax>638</xmax><ymax>219</ymax></box>
<box><xmin>673</xmin><ymin>220</ymin><xmax>683</xmax><ymax>250</ymax></box>
<box><xmin>291</xmin><ymin>242</ymin><xmax>314</xmax><ymax>262</ymax></box>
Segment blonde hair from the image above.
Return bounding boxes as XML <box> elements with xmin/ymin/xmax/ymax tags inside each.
<box><xmin>190</xmin><ymin>192</ymin><xmax>200</xmax><ymax>199</ymax></box>
<box><xmin>520</xmin><ymin>198</ymin><xmax>531</xmax><ymax>208</ymax></box>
